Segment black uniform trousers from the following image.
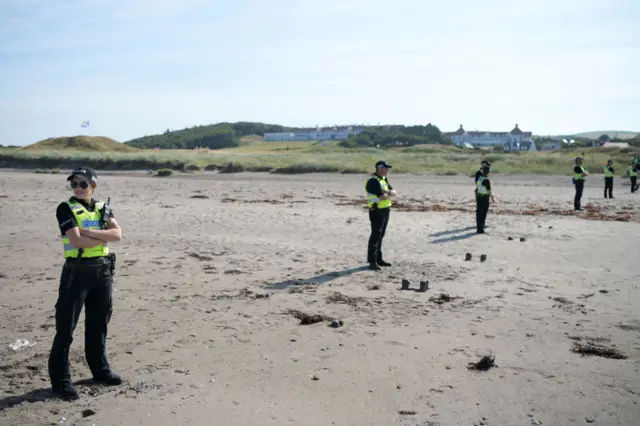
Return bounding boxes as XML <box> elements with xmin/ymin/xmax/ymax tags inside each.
<box><xmin>49</xmin><ymin>257</ymin><xmax>114</xmax><ymax>388</ymax></box>
<box><xmin>631</xmin><ymin>176</ymin><xmax>637</xmax><ymax>193</ymax></box>
<box><xmin>604</xmin><ymin>177</ymin><xmax>613</xmax><ymax>198</ymax></box>
<box><xmin>476</xmin><ymin>195</ymin><xmax>490</xmax><ymax>233</ymax></box>
<box><xmin>574</xmin><ymin>180</ymin><xmax>584</xmax><ymax>210</ymax></box>
<box><xmin>367</xmin><ymin>207</ymin><xmax>390</xmax><ymax>264</ymax></box>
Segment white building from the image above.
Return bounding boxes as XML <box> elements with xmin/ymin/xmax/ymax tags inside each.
<box><xmin>445</xmin><ymin>124</ymin><xmax>534</xmax><ymax>150</ymax></box>
<box><xmin>264</xmin><ymin>125</ymin><xmax>365</xmax><ymax>141</ymax></box>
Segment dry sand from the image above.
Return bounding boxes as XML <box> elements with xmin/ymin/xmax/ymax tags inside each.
<box><xmin>1</xmin><ymin>170</ymin><xmax>639</xmax><ymax>426</ymax></box>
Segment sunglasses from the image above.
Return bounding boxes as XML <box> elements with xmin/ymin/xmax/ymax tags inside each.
<box><xmin>70</xmin><ymin>181</ymin><xmax>90</xmax><ymax>189</ymax></box>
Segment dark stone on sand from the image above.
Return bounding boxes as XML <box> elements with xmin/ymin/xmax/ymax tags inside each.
<box><xmin>480</xmin><ymin>254</ymin><xmax>487</xmax><ymax>262</ymax></box>
<box><xmin>401</xmin><ymin>279</ymin><xmax>410</xmax><ymax>290</ymax></box>
<box><xmin>465</xmin><ymin>253</ymin><xmax>472</xmax><ymax>261</ymax></box>
<box><xmin>330</xmin><ymin>319</ymin><xmax>344</xmax><ymax>328</ymax></box>
<box><xmin>82</xmin><ymin>409</ymin><xmax>97</xmax><ymax>418</ymax></box>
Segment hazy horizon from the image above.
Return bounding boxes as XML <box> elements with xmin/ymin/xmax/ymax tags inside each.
<box><xmin>1</xmin><ymin>0</ymin><xmax>639</xmax><ymax>146</ymax></box>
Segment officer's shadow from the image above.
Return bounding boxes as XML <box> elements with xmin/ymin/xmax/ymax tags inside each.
<box><xmin>266</xmin><ymin>266</ymin><xmax>370</xmax><ymax>290</ymax></box>
<box><xmin>430</xmin><ymin>226</ymin><xmax>477</xmax><ymax>244</ymax></box>
<box><xmin>0</xmin><ymin>379</ymin><xmax>100</xmax><ymax>409</ymax></box>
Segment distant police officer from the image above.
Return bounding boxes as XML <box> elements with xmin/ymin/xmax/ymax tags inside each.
<box><xmin>627</xmin><ymin>163</ymin><xmax>638</xmax><ymax>193</ymax></box>
<box><xmin>603</xmin><ymin>159</ymin><xmax>614</xmax><ymax>199</ymax></box>
<box><xmin>476</xmin><ymin>165</ymin><xmax>495</xmax><ymax>234</ymax></box>
<box><xmin>474</xmin><ymin>161</ymin><xmax>491</xmax><ymax>226</ymax></box>
<box><xmin>49</xmin><ymin>167</ymin><xmax>123</xmax><ymax>401</ymax></box>
<box><xmin>365</xmin><ymin>161</ymin><xmax>395</xmax><ymax>270</ymax></box>
<box><xmin>475</xmin><ymin>160</ymin><xmax>491</xmax><ymax>186</ymax></box>
<box><xmin>573</xmin><ymin>157</ymin><xmax>588</xmax><ymax>211</ymax></box>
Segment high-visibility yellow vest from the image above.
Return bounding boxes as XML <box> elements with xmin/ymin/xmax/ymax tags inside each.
<box><xmin>574</xmin><ymin>166</ymin><xmax>586</xmax><ymax>181</ymax></box>
<box><xmin>62</xmin><ymin>199</ymin><xmax>109</xmax><ymax>259</ymax></box>
<box><xmin>628</xmin><ymin>166</ymin><xmax>638</xmax><ymax>177</ymax></box>
<box><xmin>476</xmin><ymin>176</ymin><xmax>489</xmax><ymax>196</ymax></box>
<box><xmin>603</xmin><ymin>165</ymin><xmax>614</xmax><ymax>178</ymax></box>
<box><xmin>366</xmin><ymin>175</ymin><xmax>392</xmax><ymax>209</ymax></box>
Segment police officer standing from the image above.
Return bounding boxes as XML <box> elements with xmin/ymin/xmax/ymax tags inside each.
<box><xmin>603</xmin><ymin>159</ymin><xmax>614</xmax><ymax>199</ymax></box>
<box><xmin>366</xmin><ymin>161</ymin><xmax>395</xmax><ymax>271</ymax></box>
<box><xmin>49</xmin><ymin>167</ymin><xmax>123</xmax><ymax>400</ymax></box>
<box><xmin>627</xmin><ymin>162</ymin><xmax>638</xmax><ymax>193</ymax></box>
<box><xmin>476</xmin><ymin>165</ymin><xmax>495</xmax><ymax>234</ymax></box>
<box><xmin>573</xmin><ymin>157</ymin><xmax>588</xmax><ymax>211</ymax></box>
<box><xmin>475</xmin><ymin>160</ymin><xmax>491</xmax><ymax>185</ymax></box>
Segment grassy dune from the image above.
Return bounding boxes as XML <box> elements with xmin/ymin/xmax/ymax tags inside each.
<box><xmin>20</xmin><ymin>136</ymin><xmax>138</xmax><ymax>153</ymax></box>
<box><xmin>1</xmin><ymin>141</ymin><xmax>638</xmax><ymax>175</ymax></box>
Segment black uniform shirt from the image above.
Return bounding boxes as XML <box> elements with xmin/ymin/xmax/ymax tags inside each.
<box><xmin>474</xmin><ymin>170</ymin><xmax>482</xmax><ymax>183</ymax></box>
<box><xmin>574</xmin><ymin>166</ymin><xmax>584</xmax><ymax>174</ymax></box>
<box><xmin>605</xmin><ymin>166</ymin><xmax>614</xmax><ymax>175</ymax></box>
<box><xmin>365</xmin><ymin>174</ymin><xmax>393</xmax><ymax>196</ymax></box>
<box><xmin>56</xmin><ymin>197</ymin><xmax>114</xmax><ymax>236</ymax></box>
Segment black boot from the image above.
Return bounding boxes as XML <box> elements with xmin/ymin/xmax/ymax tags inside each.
<box><xmin>93</xmin><ymin>371</ymin><xmax>123</xmax><ymax>386</ymax></box>
<box><xmin>377</xmin><ymin>258</ymin><xmax>392</xmax><ymax>267</ymax></box>
<box><xmin>369</xmin><ymin>262</ymin><xmax>381</xmax><ymax>271</ymax></box>
<box><xmin>52</xmin><ymin>383</ymin><xmax>80</xmax><ymax>401</ymax></box>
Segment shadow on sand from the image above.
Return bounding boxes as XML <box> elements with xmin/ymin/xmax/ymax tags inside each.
<box><xmin>430</xmin><ymin>226</ymin><xmax>475</xmax><ymax>237</ymax></box>
<box><xmin>431</xmin><ymin>231</ymin><xmax>478</xmax><ymax>244</ymax></box>
<box><xmin>266</xmin><ymin>265</ymin><xmax>370</xmax><ymax>290</ymax></box>
<box><xmin>0</xmin><ymin>378</ymin><xmax>101</xmax><ymax>410</ymax></box>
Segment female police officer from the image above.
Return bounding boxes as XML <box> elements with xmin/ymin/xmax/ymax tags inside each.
<box><xmin>49</xmin><ymin>167</ymin><xmax>123</xmax><ymax>400</ymax></box>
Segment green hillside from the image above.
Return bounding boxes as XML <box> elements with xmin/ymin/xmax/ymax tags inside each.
<box><xmin>21</xmin><ymin>136</ymin><xmax>137</xmax><ymax>152</ymax></box>
<box><xmin>124</xmin><ymin>122</ymin><xmax>292</xmax><ymax>149</ymax></box>
<box><xmin>572</xmin><ymin>131</ymin><xmax>638</xmax><ymax>140</ymax></box>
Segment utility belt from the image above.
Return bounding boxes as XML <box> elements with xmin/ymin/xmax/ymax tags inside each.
<box><xmin>64</xmin><ymin>253</ymin><xmax>115</xmax><ymax>274</ymax></box>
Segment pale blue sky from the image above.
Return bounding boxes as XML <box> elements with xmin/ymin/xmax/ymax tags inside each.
<box><xmin>1</xmin><ymin>0</ymin><xmax>638</xmax><ymax>145</ymax></box>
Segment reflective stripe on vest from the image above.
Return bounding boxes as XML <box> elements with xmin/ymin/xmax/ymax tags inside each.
<box><xmin>574</xmin><ymin>166</ymin><xmax>586</xmax><ymax>181</ymax></box>
<box><xmin>476</xmin><ymin>176</ymin><xmax>489</xmax><ymax>196</ymax></box>
<box><xmin>629</xmin><ymin>167</ymin><xmax>638</xmax><ymax>177</ymax></box>
<box><xmin>366</xmin><ymin>176</ymin><xmax>391</xmax><ymax>209</ymax></box>
<box><xmin>61</xmin><ymin>200</ymin><xmax>109</xmax><ymax>259</ymax></box>
<box><xmin>603</xmin><ymin>166</ymin><xmax>614</xmax><ymax>178</ymax></box>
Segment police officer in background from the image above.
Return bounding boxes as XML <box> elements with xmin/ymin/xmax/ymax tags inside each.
<box><xmin>475</xmin><ymin>160</ymin><xmax>491</xmax><ymax>186</ymax></box>
<box><xmin>476</xmin><ymin>165</ymin><xmax>495</xmax><ymax>234</ymax></box>
<box><xmin>474</xmin><ymin>161</ymin><xmax>491</xmax><ymax>224</ymax></box>
<box><xmin>573</xmin><ymin>157</ymin><xmax>588</xmax><ymax>211</ymax></box>
<box><xmin>49</xmin><ymin>167</ymin><xmax>123</xmax><ymax>401</ymax></box>
<box><xmin>366</xmin><ymin>161</ymin><xmax>396</xmax><ymax>271</ymax></box>
<box><xmin>627</xmin><ymin>162</ymin><xmax>638</xmax><ymax>193</ymax></box>
<box><xmin>603</xmin><ymin>159</ymin><xmax>615</xmax><ymax>199</ymax></box>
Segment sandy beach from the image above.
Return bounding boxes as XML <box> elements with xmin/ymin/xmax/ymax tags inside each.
<box><xmin>1</xmin><ymin>170</ymin><xmax>639</xmax><ymax>426</ymax></box>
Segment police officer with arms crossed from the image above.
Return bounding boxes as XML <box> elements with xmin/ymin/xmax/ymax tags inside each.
<box><xmin>366</xmin><ymin>161</ymin><xmax>396</xmax><ymax>271</ymax></box>
<box><xmin>474</xmin><ymin>160</ymin><xmax>491</xmax><ymax>227</ymax></box>
<box><xmin>573</xmin><ymin>157</ymin><xmax>588</xmax><ymax>211</ymax></box>
<box><xmin>49</xmin><ymin>167</ymin><xmax>123</xmax><ymax>401</ymax></box>
<box><xmin>475</xmin><ymin>165</ymin><xmax>495</xmax><ymax>234</ymax></box>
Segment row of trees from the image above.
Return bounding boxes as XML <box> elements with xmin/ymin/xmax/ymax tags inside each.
<box><xmin>339</xmin><ymin>123</ymin><xmax>449</xmax><ymax>148</ymax></box>
<box><xmin>125</xmin><ymin>122</ymin><xmax>293</xmax><ymax>149</ymax></box>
